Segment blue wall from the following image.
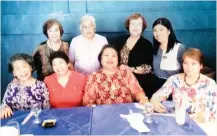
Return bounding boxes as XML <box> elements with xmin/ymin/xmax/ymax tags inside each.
<box><xmin>1</xmin><ymin>1</ymin><xmax>216</xmax><ymax>96</ymax></box>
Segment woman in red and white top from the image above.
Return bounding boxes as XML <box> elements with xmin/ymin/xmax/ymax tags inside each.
<box><xmin>44</xmin><ymin>51</ymin><xmax>86</xmax><ymax>108</ymax></box>
<box><xmin>83</xmin><ymin>44</ymin><xmax>149</xmax><ymax>106</ymax></box>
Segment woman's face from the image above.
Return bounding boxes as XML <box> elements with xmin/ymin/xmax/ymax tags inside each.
<box><xmin>183</xmin><ymin>56</ymin><xmax>202</xmax><ymax>76</ymax></box>
<box><xmin>12</xmin><ymin>60</ymin><xmax>32</xmax><ymax>82</ymax></box>
<box><xmin>101</xmin><ymin>48</ymin><xmax>118</xmax><ymax>70</ymax></box>
<box><xmin>47</xmin><ymin>24</ymin><xmax>61</xmax><ymax>42</ymax></box>
<box><xmin>81</xmin><ymin>21</ymin><xmax>95</xmax><ymax>39</ymax></box>
<box><xmin>52</xmin><ymin>58</ymin><xmax>69</xmax><ymax>76</ymax></box>
<box><xmin>129</xmin><ymin>18</ymin><xmax>143</xmax><ymax>37</ymax></box>
<box><xmin>153</xmin><ymin>24</ymin><xmax>170</xmax><ymax>44</ymax></box>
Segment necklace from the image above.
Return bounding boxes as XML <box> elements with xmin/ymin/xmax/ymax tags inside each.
<box><xmin>49</xmin><ymin>40</ymin><xmax>62</xmax><ymax>51</ymax></box>
<box><xmin>184</xmin><ymin>74</ymin><xmax>200</xmax><ymax>87</ymax></box>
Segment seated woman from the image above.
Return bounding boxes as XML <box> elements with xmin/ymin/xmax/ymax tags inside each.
<box><xmin>151</xmin><ymin>48</ymin><xmax>217</xmax><ymax>122</ymax></box>
<box><xmin>115</xmin><ymin>13</ymin><xmax>153</xmax><ymax>98</ymax></box>
<box><xmin>83</xmin><ymin>45</ymin><xmax>149</xmax><ymax>106</ymax></box>
<box><xmin>44</xmin><ymin>51</ymin><xmax>86</xmax><ymax>108</ymax></box>
<box><xmin>33</xmin><ymin>19</ymin><xmax>71</xmax><ymax>81</ymax></box>
<box><xmin>1</xmin><ymin>53</ymin><xmax>50</xmax><ymax>119</ymax></box>
<box><xmin>152</xmin><ymin>18</ymin><xmax>186</xmax><ymax>93</ymax></box>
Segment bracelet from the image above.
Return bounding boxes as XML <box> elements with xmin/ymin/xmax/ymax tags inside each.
<box><xmin>144</xmin><ymin>96</ymin><xmax>149</xmax><ymax>101</ymax></box>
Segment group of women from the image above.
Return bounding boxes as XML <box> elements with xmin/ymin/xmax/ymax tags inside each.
<box><xmin>1</xmin><ymin>13</ymin><xmax>216</xmax><ymax>123</ymax></box>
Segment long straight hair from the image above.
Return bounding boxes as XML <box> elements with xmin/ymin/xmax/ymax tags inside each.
<box><xmin>152</xmin><ymin>18</ymin><xmax>179</xmax><ymax>55</ymax></box>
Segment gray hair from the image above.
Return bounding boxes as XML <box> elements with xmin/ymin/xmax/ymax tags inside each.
<box><xmin>80</xmin><ymin>15</ymin><xmax>96</xmax><ymax>31</ymax></box>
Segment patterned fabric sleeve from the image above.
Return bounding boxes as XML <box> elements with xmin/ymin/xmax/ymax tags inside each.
<box><xmin>38</xmin><ymin>81</ymin><xmax>50</xmax><ymax>109</ymax></box>
<box><xmin>205</xmin><ymin>79</ymin><xmax>217</xmax><ymax>120</ymax></box>
<box><xmin>139</xmin><ymin>64</ymin><xmax>152</xmax><ymax>74</ymax></box>
<box><xmin>62</xmin><ymin>42</ymin><xmax>69</xmax><ymax>56</ymax></box>
<box><xmin>83</xmin><ymin>75</ymin><xmax>97</xmax><ymax>106</ymax></box>
<box><xmin>151</xmin><ymin>76</ymin><xmax>175</xmax><ymax>102</ymax></box>
<box><xmin>121</xmin><ymin>65</ymin><xmax>143</xmax><ymax>96</ymax></box>
<box><xmin>1</xmin><ymin>82</ymin><xmax>13</xmax><ymax>110</ymax></box>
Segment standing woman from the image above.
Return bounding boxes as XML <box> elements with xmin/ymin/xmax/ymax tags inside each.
<box><xmin>69</xmin><ymin>15</ymin><xmax>108</xmax><ymax>75</ymax></box>
<box><xmin>33</xmin><ymin>19</ymin><xmax>71</xmax><ymax>81</ymax></box>
<box><xmin>115</xmin><ymin>13</ymin><xmax>153</xmax><ymax>98</ymax></box>
<box><xmin>152</xmin><ymin>17</ymin><xmax>186</xmax><ymax>92</ymax></box>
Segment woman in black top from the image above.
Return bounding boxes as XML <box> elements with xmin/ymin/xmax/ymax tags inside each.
<box><xmin>115</xmin><ymin>13</ymin><xmax>154</xmax><ymax>98</ymax></box>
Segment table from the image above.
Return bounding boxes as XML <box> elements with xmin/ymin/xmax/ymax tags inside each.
<box><xmin>91</xmin><ymin>103</ymin><xmax>206</xmax><ymax>135</ymax></box>
<box><xmin>1</xmin><ymin>107</ymin><xmax>92</xmax><ymax>135</ymax></box>
<box><xmin>1</xmin><ymin>102</ymin><xmax>208</xmax><ymax>135</ymax></box>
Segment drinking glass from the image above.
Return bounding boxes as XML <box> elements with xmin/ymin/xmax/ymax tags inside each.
<box><xmin>174</xmin><ymin>92</ymin><xmax>187</xmax><ymax>125</ymax></box>
<box><xmin>175</xmin><ymin>100</ymin><xmax>186</xmax><ymax>125</ymax></box>
<box><xmin>31</xmin><ymin>104</ymin><xmax>42</xmax><ymax>124</ymax></box>
<box><xmin>143</xmin><ymin>103</ymin><xmax>153</xmax><ymax>123</ymax></box>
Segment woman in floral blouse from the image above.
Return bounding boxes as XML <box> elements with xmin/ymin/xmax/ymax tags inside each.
<box><xmin>83</xmin><ymin>45</ymin><xmax>149</xmax><ymax>106</ymax></box>
<box><xmin>1</xmin><ymin>53</ymin><xmax>50</xmax><ymax>119</ymax></box>
<box><xmin>151</xmin><ymin>48</ymin><xmax>217</xmax><ymax>122</ymax></box>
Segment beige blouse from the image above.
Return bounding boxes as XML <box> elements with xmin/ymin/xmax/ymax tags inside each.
<box><xmin>33</xmin><ymin>41</ymin><xmax>69</xmax><ymax>81</ymax></box>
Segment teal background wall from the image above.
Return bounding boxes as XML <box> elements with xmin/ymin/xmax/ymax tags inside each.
<box><xmin>1</xmin><ymin>1</ymin><xmax>216</xmax><ymax>97</ymax></box>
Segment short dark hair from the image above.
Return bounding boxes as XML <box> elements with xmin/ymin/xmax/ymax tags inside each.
<box><xmin>8</xmin><ymin>53</ymin><xmax>35</xmax><ymax>73</ymax></box>
<box><xmin>43</xmin><ymin>19</ymin><xmax>64</xmax><ymax>38</ymax></box>
<box><xmin>125</xmin><ymin>13</ymin><xmax>147</xmax><ymax>32</ymax></box>
<box><xmin>152</xmin><ymin>17</ymin><xmax>179</xmax><ymax>55</ymax></box>
<box><xmin>98</xmin><ymin>44</ymin><xmax>121</xmax><ymax>67</ymax></box>
<box><xmin>49</xmin><ymin>51</ymin><xmax>69</xmax><ymax>66</ymax></box>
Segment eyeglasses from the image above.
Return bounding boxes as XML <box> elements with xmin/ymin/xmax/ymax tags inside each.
<box><xmin>82</xmin><ymin>25</ymin><xmax>94</xmax><ymax>30</ymax></box>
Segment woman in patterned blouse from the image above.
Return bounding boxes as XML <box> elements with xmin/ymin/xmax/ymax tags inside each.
<box><xmin>1</xmin><ymin>53</ymin><xmax>50</xmax><ymax>119</ymax></box>
<box><xmin>83</xmin><ymin>45</ymin><xmax>149</xmax><ymax>106</ymax></box>
<box><xmin>33</xmin><ymin>19</ymin><xmax>72</xmax><ymax>81</ymax></box>
<box><xmin>151</xmin><ymin>48</ymin><xmax>217</xmax><ymax>122</ymax></box>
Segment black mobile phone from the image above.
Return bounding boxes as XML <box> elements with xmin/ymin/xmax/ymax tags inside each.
<box><xmin>42</xmin><ymin>119</ymin><xmax>56</xmax><ymax>128</ymax></box>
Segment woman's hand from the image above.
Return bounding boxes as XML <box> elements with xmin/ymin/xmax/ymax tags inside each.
<box><xmin>150</xmin><ymin>100</ymin><xmax>166</xmax><ymax>113</ymax></box>
<box><xmin>190</xmin><ymin>112</ymin><xmax>206</xmax><ymax>123</ymax></box>
<box><xmin>1</xmin><ymin>106</ymin><xmax>13</xmax><ymax>119</ymax></box>
<box><xmin>132</xmin><ymin>65</ymin><xmax>152</xmax><ymax>74</ymax></box>
<box><xmin>134</xmin><ymin>66</ymin><xmax>145</xmax><ymax>74</ymax></box>
<box><xmin>139</xmin><ymin>97</ymin><xmax>149</xmax><ymax>105</ymax></box>
<box><xmin>135</xmin><ymin>92</ymin><xmax>149</xmax><ymax>104</ymax></box>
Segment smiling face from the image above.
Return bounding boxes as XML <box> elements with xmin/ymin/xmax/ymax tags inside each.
<box><xmin>81</xmin><ymin>21</ymin><xmax>95</xmax><ymax>40</ymax></box>
<box><xmin>47</xmin><ymin>24</ymin><xmax>61</xmax><ymax>42</ymax></box>
<box><xmin>101</xmin><ymin>48</ymin><xmax>118</xmax><ymax>70</ymax></box>
<box><xmin>129</xmin><ymin>18</ymin><xmax>143</xmax><ymax>37</ymax></box>
<box><xmin>183</xmin><ymin>56</ymin><xmax>202</xmax><ymax>77</ymax></box>
<box><xmin>52</xmin><ymin>58</ymin><xmax>69</xmax><ymax>76</ymax></box>
<box><xmin>12</xmin><ymin>60</ymin><xmax>32</xmax><ymax>82</ymax></box>
<box><xmin>153</xmin><ymin>24</ymin><xmax>170</xmax><ymax>44</ymax></box>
